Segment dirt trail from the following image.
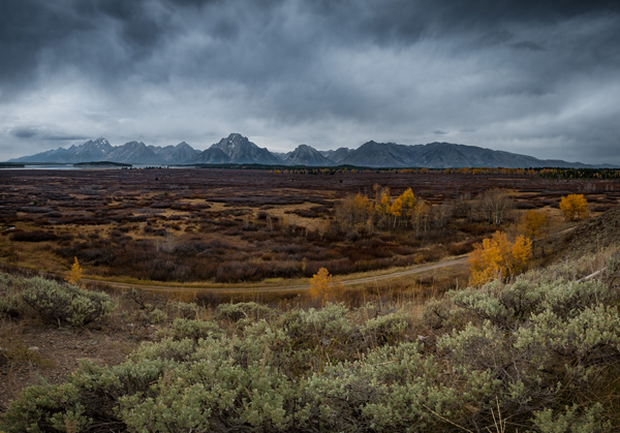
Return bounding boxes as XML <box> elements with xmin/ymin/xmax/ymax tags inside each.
<box><xmin>81</xmin><ymin>225</ymin><xmax>575</xmax><ymax>294</ymax></box>
<box><xmin>54</xmin><ymin>225</ymin><xmax>576</xmax><ymax>295</ymax></box>
<box><xmin>82</xmin><ymin>256</ymin><xmax>470</xmax><ymax>294</ymax></box>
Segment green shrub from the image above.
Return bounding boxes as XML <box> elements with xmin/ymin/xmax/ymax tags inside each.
<box><xmin>148</xmin><ymin>307</ymin><xmax>168</xmax><ymax>324</ymax></box>
<box><xmin>20</xmin><ymin>277</ymin><xmax>113</xmax><ymax>326</ymax></box>
<box><xmin>156</xmin><ymin>318</ymin><xmax>224</xmax><ymax>341</ymax></box>
<box><xmin>215</xmin><ymin>302</ymin><xmax>275</xmax><ymax>324</ymax></box>
<box><xmin>3</xmin><ymin>257</ymin><xmax>620</xmax><ymax>432</ymax></box>
<box><xmin>0</xmin><ymin>293</ymin><xmax>23</xmax><ymax>318</ymax></box>
<box><xmin>362</xmin><ymin>312</ymin><xmax>412</xmax><ymax>346</ymax></box>
<box><xmin>531</xmin><ymin>404</ymin><xmax>609</xmax><ymax>433</ymax></box>
<box><xmin>420</xmin><ymin>298</ymin><xmax>452</xmax><ymax>329</ymax></box>
<box><xmin>168</xmin><ymin>301</ymin><xmax>199</xmax><ymax>319</ymax></box>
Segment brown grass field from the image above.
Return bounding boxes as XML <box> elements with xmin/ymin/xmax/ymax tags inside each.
<box><xmin>1</xmin><ymin>167</ymin><xmax>616</xmax><ymax>290</ymax></box>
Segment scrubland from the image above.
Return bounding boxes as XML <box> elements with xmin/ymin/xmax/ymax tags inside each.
<box><xmin>1</xmin><ymin>168</ymin><xmax>617</xmax><ymax>285</ymax></box>
<box><xmin>2</xmin><ymin>167</ymin><xmax>620</xmax><ymax>432</ymax></box>
<box><xmin>1</xmin><ymin>248</ymin><xmax>620</xmax><ymax>432</ymax></box>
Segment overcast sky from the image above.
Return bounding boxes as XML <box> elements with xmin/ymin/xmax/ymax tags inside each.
<box><xmin>1</xmin><ymin>0</ymin><xmax>619</xmax><ymax>163</ymax></box>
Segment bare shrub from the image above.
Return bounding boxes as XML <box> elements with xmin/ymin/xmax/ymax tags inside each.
<box><xmin>9</xmin><ymin>230</ymin><xmax>58</xmax><ymax>242</ymax></box>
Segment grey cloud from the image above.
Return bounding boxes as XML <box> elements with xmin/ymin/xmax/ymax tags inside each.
<box><xmin>42</xmin><ymin>135</ymin><xmax>91</xmax><ymax>141</ymax></box>
<box><xmin>510</xmin><ymin>41</ymin><xmax>546</xmax><ymax>51</ymax></box>
<box><xmin>1</xmin><ymin>0</ymin><xmax>620</xmax><ymax>163</ymax></box>
<box><xmin>0</xmin><ymin>1</ymin><xmax>90</xmax><ymax>96</ymax></box>
<box><xmin>9</xmin><ymin>125</ymin><xmax>89</xmax><ymax>142</ymax></box>
<box><xmin>11</xmin><ymin>127</ymin><xmax>38</xmax><ymax>139</ymax></box>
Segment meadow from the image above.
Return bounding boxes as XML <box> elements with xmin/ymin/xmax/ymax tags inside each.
<box><xmin>2</xmin><ymin>167</ymin><xmax>617</xmax><ymax>286</ymax></box>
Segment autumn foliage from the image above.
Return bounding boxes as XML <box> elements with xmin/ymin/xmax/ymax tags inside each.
<box><xmin>309</xmin><ymin>267</ymin><xmax>344</xmax><ymax>304</ymax></box>
<box><xmin>335</xmin><ymin>193</ymin><xmax>374</xmax><ymax>229</ymax></box>
<box><xmin>468</xmin><ymin>231</ymin><xmax>532</xmax><ymax>286</ymax></box>
<box><xmin>517</xmin><ymin>210</ymin><xmax>549</xmax><ymax>239</ymax></box>
<box><xmin>65</xmin><ymin>256</ymin><xmax>83</xmax><ymax>286</ymax></box>
<box><xmin>559</xmin><ymin>194</ymin><xmax>589</xmax><ymax>221</ymax></box>
<box><xmin>336</xmin><ymin>187</ymin><xmax>430</xmax><ymax>233</ymax></box>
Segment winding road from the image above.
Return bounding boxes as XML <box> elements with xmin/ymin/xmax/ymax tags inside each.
<box><xmin>82</xmin><ymin>255</ymin><xmax>470</xmax><ymax>294</ymax></box>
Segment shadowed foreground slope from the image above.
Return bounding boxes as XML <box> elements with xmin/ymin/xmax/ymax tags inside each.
<box><xmin>2</xmin><ymin>246</ymin><xmax>620</xmax><ymax>432</ymax></box>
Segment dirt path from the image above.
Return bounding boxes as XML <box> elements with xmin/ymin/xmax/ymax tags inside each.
<box><xmin>83</xmin><ymin>256</ymin><xmax>470</xmax><ymax>294</ymax></box>
<box><xmin>83</xmin><ymin>224</ymin><xmax>574</xmax><ymax>294</ymax></box>
<box><xmin>48</xmin><ymin>225</ymin><xmax>576</xmax><ymax>295</ymax></box>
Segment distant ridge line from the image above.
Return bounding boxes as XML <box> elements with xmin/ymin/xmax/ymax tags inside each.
<box><xmin>7</xmin><ymin>133</ymin><xmax>618</xmax><ymax>169</ymax></box>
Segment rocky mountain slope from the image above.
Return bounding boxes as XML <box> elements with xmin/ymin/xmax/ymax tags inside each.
<box><xmin>11</xmin><ymin>139</ymin><xmax>196</xmax><ymax>165</ymax></box>
<box><xmin>9</xmin><ymin>135</ymin><xmax>616</xmax><ymax>168</ymax></box>
<box><xmin>340</xmin><ymin>141</ymin><xmax>614</xmax><ymax>168</ymax></box>
<box><xmin>284</xmin><ymin>144</ymin><xmax>334</xmax><ymax>166</ymax></box>
<box><xmin>320</xmin><ymin>147</ymin><xmax>352</xmax><ymax>164</ymax></box>
<box><xmin>193</xmin><ymin>133</ymin><xmax>281</xmax><ymax>165</ymax></box>
<box><xmin>149</xmin><ymin>142</ymin><xmax>200</xmax><ymax>164</ymax></box>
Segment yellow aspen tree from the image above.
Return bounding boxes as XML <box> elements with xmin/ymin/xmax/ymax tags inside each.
<box><xmin>469</xmin><ymin>236</ymin><xmax>502</xmax><ymax>286</ymax></box>
<box><xmin>309</xmin><ymin>267</ymin><xmax>344</xmax><ymax>305</ymax></box>
<box><xmin>335</xmin><ymin>193</ymin><xmax>374</xmax><ymax>229</ymax></box>
<box><xmin>354</xmin><ymin>193</ymin><xmax>374</xmax><ymax>225</ymax></box>
<box><xmin>518</xmin><ymin>210</ymin><xmax>549</xmax><ymax>239</ymax></box>
<box><xmin>378</xmin><ymin>189</ymin><xmax>391</xmax><ymax>215</ymax></box>
<box><xmin>390</xmin><ymin>196</ymin><xmax>404</xmax><ymax>227</ymax></box>
<box><xmin>559</xmin><ymin>194</ymin><xmax>589</xmax><ymax>221</ymax></box>
<box><xmin>469</xmin><ymin>231</ymin><xmax>532</xmax><ymax>286</ymax></box>
<box><xmin>355</xmin><ymin>193</ymin><xmax>373</xmax><ymax>213</ymax></box>
<box><xmin>400</xmin><ymin>188</ymin><xmax>417</xmax><ymax>221</ymax></box>
<box><xmin>412</xmin><ymin>200</ymin><xmax>429</xmax><ymax>237</ymax></box>
<box><xmin>373</xmin><ymin>186</ymin><xmax>391</xmax><ymax>228</ymax></box>
<box><xmin>66</xmin><ymin>256</ymin><xmax>83</xmax><ymax>286</ymax></box>
<box><xmin>510</xmin><ymin>235</ymin><xmax>532</xmax><ymax>275</ymax></box>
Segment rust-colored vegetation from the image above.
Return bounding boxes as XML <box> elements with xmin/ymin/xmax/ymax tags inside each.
<box><xmin>0</xmin><ymin>168</ymin><xmax>616</xmax><ymax>284</ymax></box>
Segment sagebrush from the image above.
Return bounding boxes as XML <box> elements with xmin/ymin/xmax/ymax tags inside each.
<box><xmin>2</xmin><ymin>253</ymin><xmax>620</xmax><ymax>432</ymax></box>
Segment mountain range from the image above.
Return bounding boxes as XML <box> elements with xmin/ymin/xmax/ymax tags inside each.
<box><xmin>8</xmin><ymin>133</ymin><xmax>616</xmax><ymax>168</ymax></box>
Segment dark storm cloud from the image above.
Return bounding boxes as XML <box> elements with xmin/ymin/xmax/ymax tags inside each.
<box><xmin>9</xmin><ymin>125</ymin><xmax>88</xmax><ymax>141</ymax></box>
<box><xmin>0</xmin><ymin>1</ymin><xmax>88</xmax><ymax>96</ymax></box>
<box><xmin>305</xmin><ymin>0</ymin><xmax>620</xmax><ymax>45</ymax></box>
<box><xmin>1</xmin><ymin>0</ymin><xmax>620</xmax><ymax>163</ymax></box>
<box><xmin>2</xmin><ymin>0</ymin><xmax>618</xmax><ymax>92</ymax></box>
<box><xmin>10</xmin><ymin>127</ymin><xmax>38</xmax><ymax>139</ymax></box>
<box><xmin>510</xmin><ymin>41</ymin><xmax>546</xmax><ymax>51</ymax></box>
<box><xmin>42</xmin><ymin>134</ymin><xmax>91</xmax><ymax>141</ymax></box>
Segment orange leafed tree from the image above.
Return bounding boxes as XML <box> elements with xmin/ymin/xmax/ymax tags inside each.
<box><xmin>309</xmin><ymin>267</ymin><xmax>344</xmax><ymax>304</ymax></box>
<box><xmin>468</xmin><ymin>231</ymin><xmax>532</xmax><ymax>286</ymax></box>
<box><xmin>400</xmin><ymin>188</ymin><xmax>416</xmax><ymax>216</ymax></box>
<box><xmin>377</xmin><ymin>188</ymin><xmax>392</xmax><ymax>216</ymax></box>
<box><xmin>559</xmin><ymin>194</ymin><xmax>589</xmax><ymax>221</ymax></box>
<box><xmin>518</xmin><ymin>210</ymin><xmax>549</xmax><ymax>239</ymax></box>
<box><xmin>391</xmin><ymin>188</ymin><xmax>417</xmax><ymax>228</ymax></box>
<box><xmin>335</xmin><ymin>193</ymin><xmax>373</xmax><ymax>229</ymax></box>
<box><xmin>66</xmin><ymin>256</ymin><xmax>83</xmax><ymax>286</ymax></box>
<box><xmin>390</xmin><ymin>196</ymin><xmax>404</xmax><ymax>227</ymax></box>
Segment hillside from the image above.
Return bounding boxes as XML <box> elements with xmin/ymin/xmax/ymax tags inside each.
<box><xmin>2</xmin><ymin>247</ymin><xmax>620</xmax><ymax>431</ymax></box>
<box><xmin>564</xmin><ymin>203</ymin><xmax>620</xmax><ymax>253</ymax></box>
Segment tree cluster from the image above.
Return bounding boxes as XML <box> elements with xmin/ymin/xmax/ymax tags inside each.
<box><xmin>559</xmin><ymin>194</ymin><xmax>590</xmax><ymax>221</ymax></box>
<box><xmin>468</xmin><ymin>231</ymin><xmax>532</xmax><ymax>286</ymax></box>
<box><xmin>335</xmin><ymin>186</ymin><xmax>440</xmax><ymax>236</ymax></box>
